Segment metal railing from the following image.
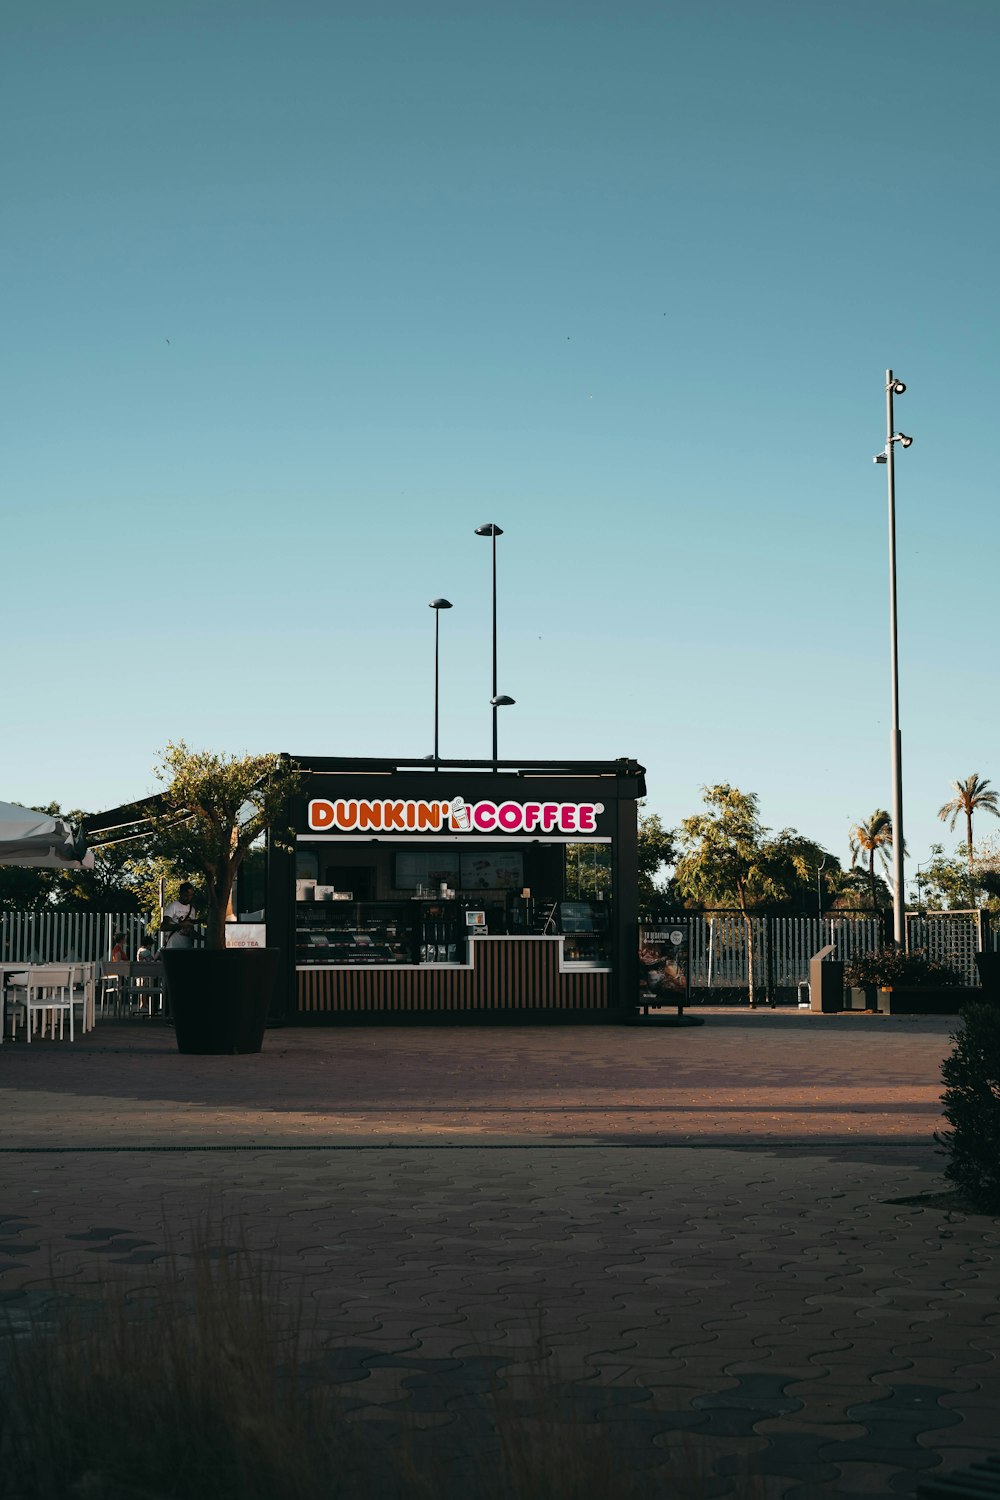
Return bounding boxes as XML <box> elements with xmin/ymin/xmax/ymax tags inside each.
<box><xmin>1</xmin><ymin>906</ymin><xmax>992</xmax><ymax>986</ymax></box>
<box><xmin>642</xmin><ymin>910</ymin><xmax>989</xmax><ymax>993</ymax></box>
<box><xmin>0</xmin><ymin>911</ymin><xmax>150</xmax><ymax>964</ymax></box>
<box><xmin>905</xmin><ymin>910</ymin><xmax>986</xmax><ymax>984</ymax></box>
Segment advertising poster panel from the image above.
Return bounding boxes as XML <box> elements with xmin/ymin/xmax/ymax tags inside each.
<box><xmin>639</xmin><ymin>924</ymin><xmax>690</xmax><ymax>1003</ymax></box>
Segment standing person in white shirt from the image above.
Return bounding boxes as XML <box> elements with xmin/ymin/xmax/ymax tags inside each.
<box><xmin>161</xmin><ymin>882</ymin><xmax>199</xmax><ymax>949</ymax></box>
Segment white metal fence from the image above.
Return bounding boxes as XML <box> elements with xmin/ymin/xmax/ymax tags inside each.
<box><xmin>0</xmin><ymin>907</ymin><xmax>993</xmax><ymax>988</ymax></box>
<box><xmin>685</xmin><ymin>914</ymin><xmax>884</xmax><ymax>993</ymax></box>
<box><xmin>906</xmin><ymin>910</ymin><xmax>985</xmax><ymax>983</ymax></box>
<box><xmin>652</xmin><ymin>910</ymin><xmax>990</xmax><ymax>993</ymax></box>
<box><xmin>0</xmin><ymin>911</ymin><xmax>150</xmax><ymax>964</ymax></box>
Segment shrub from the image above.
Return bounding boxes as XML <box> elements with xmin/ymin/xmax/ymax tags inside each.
<box><xmin>844</xmin><ymin>946</ymin><xmax>963</xmax><ymax>990</ymax></box>
<box><xmin>938</xmin><ymin>1003</ymin><xmax>1000</xmax><ymax>1213</ymax></box>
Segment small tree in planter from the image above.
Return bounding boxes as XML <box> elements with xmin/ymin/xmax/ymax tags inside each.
<box><xmin>148</xmin><ymin>743</ymin><xmax>300</xmax><ymax>1053</ymax></box>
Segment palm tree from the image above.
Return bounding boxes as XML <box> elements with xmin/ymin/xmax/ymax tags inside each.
<box><xmin>849</xmin><ymin>811</ymin><xmax>894</xmax><ymax>913</ymax></box>
<box><xmin>938</xmin><ymin>774</ymin><xmax>1000</xmax><ymax>879</ymax></box>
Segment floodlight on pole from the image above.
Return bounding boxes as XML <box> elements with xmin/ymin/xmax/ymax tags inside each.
<box><xmin>490</xmin><ymin>694</ymin><xmax>515</xmax><ymax>761</ymax></box>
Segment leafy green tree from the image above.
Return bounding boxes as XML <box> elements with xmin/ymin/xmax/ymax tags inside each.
<box><xmin>915</xmin><ymin>844</ymin><xmax>974</xmax><ymax>911</ymax></box>
<box><xmin>52</xmin><ymin>838</ymin><xmax>145</xmax><ymax>913</ymax></box>
<box><xmin>674</xmin><ymin>785</ymin><xmax>822</xmax><ymax>1006</ymax></box>
<box><xmin>972</xmin><ymin>837</ymin><xmax>1000</xmax><ymax>912</ymax></box>
<box><xmin>938</xmin><ymin>774</ymin><xmax>1000</xmax><ymax>893</ymax></box>
<box><xmin>118</xmin><ymin>854</ymin><xmax>190</xmax><ymax>933</ymax></box>
<box><xmin>637</xmin><ymin>807</ymin><xmax>677</xmax><ymax>908</ymax></box>
<box><xmin>849</xmin><ymin>810</ymin><xmax>895</xmax><ymax>914</ymax></box>
<box><xmin>146</xmin><ymin>742</ymin><xmax>301</xmax><ymax>949</ymax></box>
<box><xmin>828</xmin><ymin>867</ymin><xmax>890</xmax><ymax>912</ymax></box>
<box><xmin>0</xmin><ymin>864</ymin><xmax>56</xmax><ymax>912</ymax></box>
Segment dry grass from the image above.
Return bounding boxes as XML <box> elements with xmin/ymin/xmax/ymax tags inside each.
<box><xmin>0</xmin><ymin>1226</ymin><xmax>765</xmax><ymax>1500</ymax></box>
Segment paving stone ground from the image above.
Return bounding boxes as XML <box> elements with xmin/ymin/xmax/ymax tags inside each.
<box><xmin>1</xmin><ymin>1010</ymin><xmax>997</xmax><ymax>1498</ymax></box>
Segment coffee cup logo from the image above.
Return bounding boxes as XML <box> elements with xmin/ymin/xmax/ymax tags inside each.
<box><xmin>449</xmin><ymin>797</ymin><xmax>472</xmax><ymax>831</ymax></box>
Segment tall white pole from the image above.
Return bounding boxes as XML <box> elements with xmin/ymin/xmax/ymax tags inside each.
<box><xmin>885</xmin><ymin>369</ymin><xmax>905</xmax><ymax>949</ymax></box>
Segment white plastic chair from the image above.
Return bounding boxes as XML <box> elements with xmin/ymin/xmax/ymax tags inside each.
<box><xmin>2</xmin><ymin>971</ymin><xmax>29</xmax><ymax>1042</ymax></box>
<box><xmin>71</xmin><ymin>963</ymin><xmax>97</xmax><ymax>1032</ymax></box>
<box><xmin>26</xmin><ymin>965</ymin><xmax>75</xmax><ymax>1042</ymax></box>
<box><xmin>3</xmin><ymin>969</ymin><xmax>30</xmax><ymax>1041</ymax></box>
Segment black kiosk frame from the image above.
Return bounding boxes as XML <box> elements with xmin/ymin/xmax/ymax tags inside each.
<box><xmin>265</xmin><ymin>756</ymin><xmax>645</xmax><ymax>1022</ymax></box>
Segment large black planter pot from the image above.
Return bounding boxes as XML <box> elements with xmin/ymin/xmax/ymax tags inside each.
<box><xmin>876</xmin><ymin>984</ymin><xmax>979</xmax><ymax>1016</ymax></box>
<box><xmin>975</xmin><ymin>952</ymin><xmax>1000</xmax><ymax>999</ymax></box>
<box><xmin>162</xmin><ymin>948</ymin><xmax>280</xmax><ymax>1055</ymax></box>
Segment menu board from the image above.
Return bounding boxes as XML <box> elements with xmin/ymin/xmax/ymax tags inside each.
<box><xmin>459</xmin><ymin>852</ymin><xmax>523</xmax><ymax>891</ymax></box>
<box><xmin>394</xmin><ymin>852</ymin><xmax>460</xmax><ymax>892</ymax></box>
<box><xmin>394</xmin><ymin>850</ymin><xmax>524</xmax><ymax>893</ymax></box>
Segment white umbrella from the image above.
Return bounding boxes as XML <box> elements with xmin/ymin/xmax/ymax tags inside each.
<box><xmin>0</xmin><ymin>802</ymin><xmax>95</xmax><ymax>869</ymax></box>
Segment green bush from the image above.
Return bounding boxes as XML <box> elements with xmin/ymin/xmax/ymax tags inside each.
<box><xmin>844</xmin><ymin>946</ymin><xmax>963</xmax><ymax>990</ymax></box>
<box><xmin>938</xmin><ymin>1003</ymin><xmax>1000</xmax><ymax>1213</ymax></box>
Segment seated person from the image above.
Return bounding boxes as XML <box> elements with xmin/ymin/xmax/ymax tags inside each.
<box><xmin>110</xmin><ymin>932</ymin><xmax>130</xmax><ymax>962</ymax></box>
<box><xmin>135</xmin><ymin>937</ymin><xmax>158</xmax><ymax>963</ymax></box>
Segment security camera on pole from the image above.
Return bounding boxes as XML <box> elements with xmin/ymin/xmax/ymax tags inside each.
<box><xmin>872</xmin><ymin>370</ymin><xmax>913</xmax><ymax>949</ymax></box>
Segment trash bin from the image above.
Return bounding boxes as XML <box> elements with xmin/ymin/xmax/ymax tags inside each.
<box><xmin>809</xmin><ymin>945</ymin><xmax>845</xmax><ymax>1013</ymax></box>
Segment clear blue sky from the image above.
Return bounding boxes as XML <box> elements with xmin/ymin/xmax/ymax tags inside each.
<box><xmin>5</xmin><ymin>0</ymin><xmax>999</xmax><ymax>883</ymax></box>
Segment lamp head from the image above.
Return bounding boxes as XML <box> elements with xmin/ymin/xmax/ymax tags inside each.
<box><xmin>891</xmin><ymin>379</ymin><xmax>906</xmax><ymax>395</ymax></box>
<box><xmin>873</xmin><ymin>452</ymin><xmax>887</xmax><ymax>464</ymax></box>
<box><xmin>897</xmin><ymin>433</ymin><xmax>914</xmax><ymax>448</ymax></box>
<box><xmin>491</xmin><ymin>695</ymin><xmax>515</xmax><ymax>707</ymax></box>
<box><xmin>428</xmin><ymin>598</ymin><xmax>453</xmax><ymax>609</ymax></box>
<box><xmin>475</xmin><ymin>523</ymin><xmax>504</xmax><ymax>537</ymax></box>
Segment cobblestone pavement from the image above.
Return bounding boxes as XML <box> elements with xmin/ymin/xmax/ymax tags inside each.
<box><xmin>0</xmin><ymin>1010</ymin><xmax>957</xmax><ymax>1146</ymax></box>
<box><xmin>1</xmin><ymin>1012</ymin><xmax>997</xmax><ymax>1498</ymax></box>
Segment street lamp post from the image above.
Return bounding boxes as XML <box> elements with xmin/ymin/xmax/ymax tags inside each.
<box><xmin>915</xmin><ymin>859</ymin><xmax>929</xmax><ymax>911</ymax></box>
<box><xmin>873</xmin><ymin>370</ymin><xmax>914</xmax><ymax>949</ymax></box>
<box><xmin>474</xmin><ymin>523</ymin><xmax>507</xmax><ymax>764</ymax></box>
<box><xmin>428</xmin><ymin>599</ymin><xmax>452</xmax><ymax>768</ymax></box>
<box><xmin>816</xmin><ymin>854</ymin><xmax>827</xmax><ymax>922</ymax></box>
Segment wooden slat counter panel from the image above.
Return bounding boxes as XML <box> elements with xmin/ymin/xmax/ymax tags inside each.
<box><xmin>298</xmin><ymin>939</ymin><xmax>610</xmax><ymax>1014</ymax></box>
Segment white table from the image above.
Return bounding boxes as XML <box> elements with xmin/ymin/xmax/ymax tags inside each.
<box><xmin>0</xmin><ymin>961</ymin><xmax>98</xmax><ymax>1040</ymax></box>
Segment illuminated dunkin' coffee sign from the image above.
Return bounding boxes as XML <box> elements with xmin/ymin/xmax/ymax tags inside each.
<box><xmin>307</xmin><ymin>795</ymin><xmax>605</xmax><ymax>835</ymax></box>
